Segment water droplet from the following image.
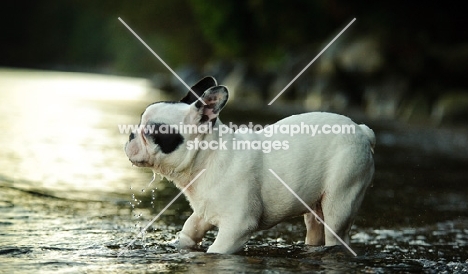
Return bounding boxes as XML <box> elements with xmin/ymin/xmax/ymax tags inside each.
<box><xmin>129</xmin><ymin>186</ymin><xmax>133</xmax><ymax>190</ymax></box>
<box><xmin>141</xmin><ymin>189</ymin><xmax>145</xmax><ymax>192</ymax></box>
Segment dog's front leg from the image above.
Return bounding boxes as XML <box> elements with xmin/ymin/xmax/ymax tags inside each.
<box><xmin>206</xmin><ymin>226</ymin><xmax>252</xmax><ymax>254</ymax></box>
<box><xmin>178</xmin><ymin>213</ymin><xmax>213</xmax><ymax>249</ymax></box>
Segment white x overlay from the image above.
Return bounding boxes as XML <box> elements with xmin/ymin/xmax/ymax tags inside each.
<box><xmin>118</xmin><ymin>169</ymin><xmax>206</xmax><ymax>257</ymax></box>
<box><xmin>268</xmin><ymin>18</ymin><xmax>356</xmax><ymax>105</ymax></box>
<box><xmin>269</xmin><ymin>169</ymin><xmax>357</xmax><ymax>256</ymax></box>
<box><xmin>118</xmin><ymin>17</ymin><xmax>206</xmax><ymax>105</ymax></box>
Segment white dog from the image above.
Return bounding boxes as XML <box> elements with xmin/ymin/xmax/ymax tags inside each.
<box><xmin>125</xmin><ymin>76</ymin><xmax>375</xmax><ymax>254</ymax></box>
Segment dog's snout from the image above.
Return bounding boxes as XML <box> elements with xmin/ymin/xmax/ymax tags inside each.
<box><xmin>129</xmin><ymin>132</ymin><xmax>135</xmax><ymax>142</ymax></box>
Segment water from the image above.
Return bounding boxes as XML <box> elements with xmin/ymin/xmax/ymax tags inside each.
<box><xmin>1</xmin><ymin>69</ymin><xmax>467</xmax><ymax>273</ymax></box>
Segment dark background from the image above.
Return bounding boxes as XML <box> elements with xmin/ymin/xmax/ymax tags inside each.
<box><xmin>2</xmin><ymin>0</ymin><xmax>468</xmax><ymax>122</ymax></box>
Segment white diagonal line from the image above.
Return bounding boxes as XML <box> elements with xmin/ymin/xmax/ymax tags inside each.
<box><xmin>268</xmin><ymin>169</ymin><xmax>357</xmax><ymax>256</ymax></box>
<box><xmin>118</xmin><ymin>169</ymin><xmax>206</xmax><ymax>257</ymax></box>
<box><xmin>268</xmin><ymin>18</ymin><xmax>356</xmax><ymax>105</ymax></box>
<box><xmin>118</xmin><ymin>17</ymin><xmax>206</xmax><ymax>105</ymax></box>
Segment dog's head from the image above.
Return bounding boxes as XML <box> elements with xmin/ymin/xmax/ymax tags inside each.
<box><xmin>125</xmin><ymin>76</ymin><xmax>228</xmax><ymax>175</ymax></box>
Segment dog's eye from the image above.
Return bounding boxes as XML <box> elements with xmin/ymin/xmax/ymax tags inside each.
<box><xmin>129</xmin><ymin>132</ymin><xmax>135</xmax><ymax>142</ymax></box>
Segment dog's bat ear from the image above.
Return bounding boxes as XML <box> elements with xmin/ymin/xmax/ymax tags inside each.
<box><xmin>192</xmin><ymin>85</ymin><xmax>229</xmax><ymax>124</ymax></box>
<box><xmin>180</xmin><ymin>76</ymin><xmax>217</xmax><ymax>104</ymax></box>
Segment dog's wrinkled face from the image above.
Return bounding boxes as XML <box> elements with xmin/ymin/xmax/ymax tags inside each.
<box><xmin>124</xmin><ymin>76</ymin><xmax>228</xmax><ymax>174</ymax></box>
<box><xmin>125</xmin><ymin>102</ymin><xmax>189</xmax><ymax>168</ymax></box>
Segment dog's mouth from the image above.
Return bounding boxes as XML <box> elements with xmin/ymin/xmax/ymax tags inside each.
<box><xmin>129</xmin><ymin>159</ymin><xmax>153</xmax><ymax>167</ymax></box>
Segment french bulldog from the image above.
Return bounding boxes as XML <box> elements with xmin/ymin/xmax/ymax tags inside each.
<box><xmin>125</xmin><ymin>76</ymin><xmax>375</xmax><ymax>254</ymax></box>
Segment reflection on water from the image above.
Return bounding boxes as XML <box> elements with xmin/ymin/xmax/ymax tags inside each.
<box><xmin>0</xmin><ymin>69</ymin><xmax>467</xmax><ymax>273</ymax></box>
<box><xmin>0</xmin><ymin>69</ymin><xmax>160</xmax><ymax>199</ymax></box>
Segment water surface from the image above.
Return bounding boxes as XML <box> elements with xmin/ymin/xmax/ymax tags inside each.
<box><xmin>1</xmin><ymin>69</ymin><xmax>467</xmax><ymax>273</ymax></box>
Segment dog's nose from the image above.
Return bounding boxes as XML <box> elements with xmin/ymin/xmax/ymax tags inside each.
<box><xmin>129</xmin><ymin>132</ymin><xmax>135</xmax><ymax>142</ymax></box>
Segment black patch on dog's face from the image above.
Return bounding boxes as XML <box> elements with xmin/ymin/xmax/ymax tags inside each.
<box><xmin>145</xmin><ymin>123</ymin><xmax>184</xmax><ymax>154</ymax></box>
<box><xmin>129</xmin><ymin>132</ymin><xmax>135</xmax><ymax>142</ymax></box>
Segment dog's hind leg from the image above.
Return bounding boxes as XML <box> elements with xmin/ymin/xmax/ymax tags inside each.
<box><xmin>321</xmin><ymin>192</ymin><xmax>355</xmax><ymax>246</ymax></box>
<box><xmin>321</xmin><ymin>147</ymin><xmax>374</xmax><ymax>246</ymax></box>
<box><xmin>304</xmin><ymin>198</ymin><xmax>325</xmax><ymax>245</ymax></box>
<box><xmin>321</xmin><ymin>179</ymin><xmax>368</xmax><ymax>246</ymax></box>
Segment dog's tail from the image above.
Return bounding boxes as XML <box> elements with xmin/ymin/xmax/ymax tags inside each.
<box><xmin>359</xmin><ymin>124</ymin><xmax>376</xmax><ymax>154</ymax></box>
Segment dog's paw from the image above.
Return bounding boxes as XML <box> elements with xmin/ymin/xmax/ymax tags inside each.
<box><xmin>177</xmin><ymin>232</ymin><xmax>197</xmax><ymax>249</ymax></box>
